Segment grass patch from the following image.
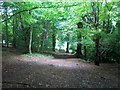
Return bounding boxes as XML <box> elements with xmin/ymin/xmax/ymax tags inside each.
<box><xmin>22</xmin><ymin>53</ymin><xmax>54</xmax><ymax>59</ymax></box>
<box><xmin>79</xmin><ymin>58</ymin><xmax>94</xmax><ymax>64</ymax></box>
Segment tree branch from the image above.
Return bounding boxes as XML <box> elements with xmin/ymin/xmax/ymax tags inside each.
<box><xmin>105</xmin><ymin>0</ymin><xmax>114</xmax><ymax>11</ymax></box>
<box><xmin>1</xmin><ymin>3</ymin><xmax>80</xmax><ymax>23</ymax></box>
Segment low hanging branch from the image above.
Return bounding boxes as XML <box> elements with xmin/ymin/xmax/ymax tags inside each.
<box><xmin>1</xmin><ymin>3</ymin><xmax>81</xmax><ymax>23</ymax></box>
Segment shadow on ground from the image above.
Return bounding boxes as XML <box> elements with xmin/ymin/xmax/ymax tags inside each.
<box><xmin>2</xmin><ymin>47</ymin><xmax>119</xmax><ymax>88</ymax></box>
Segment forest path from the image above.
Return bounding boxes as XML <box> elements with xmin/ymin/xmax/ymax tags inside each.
<box><xmin>2</xmin><ymin>48</ymin><xmax>119</xmax><ymax>88</ymax></box>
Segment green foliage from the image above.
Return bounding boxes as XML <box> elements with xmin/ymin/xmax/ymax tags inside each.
<box><xmin>79</xmin><ymin>58</ymin><xmax>94</xmax><ymax>64</ymax></box>
<box><xmin>22</xmin><ymin>53</ymin><xmax>54</xmax><ymax>58</ymax></box>
<box><xmin>100</xmin><ymin>29</ymin><xmax>120</xmax><ymax>63</ymax></box>
<box><xmin>2</xmin><ymin>2</ymin><xmax>119</xmax><ymax>64</ymax></box>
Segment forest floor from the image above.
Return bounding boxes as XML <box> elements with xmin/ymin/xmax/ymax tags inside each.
<box><xmin>2</xmin><ymin>47</ymin><xmax>120</xmax><ymax>88</ymax></box>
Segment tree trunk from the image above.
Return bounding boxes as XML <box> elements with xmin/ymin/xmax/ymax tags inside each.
<box><xmin>41</xmin><ymin>33</ymin><xmax>45</xmax><ymax>51</ymax></box>
<box><xmin>76</xmin><ymin>32</ymin><xmax>82</xmax><ymax>58</ymax></box>
<box><xmin>20</xmin><ymin>14</ymin><xmax>28</xmax><ymax>48</ymax></box>
<box><xmin>29</xmin><ymin>26</ymin><xmax>33</xmax><ymax>54</ymax></box>
<box><xmin>12</xmin><ymin>17</ymin><xmax>16</xmax><ymax>48</ymax></box>
<box><xmin>76</xmin><ymin>43</ymin><xmax>82</xmax><ymax>58</ymax></box>
<box><xmin>84</xmin><ymin>45</ymin><xmax>87</xmax><ymax>61</ymax></box>
<box><xmin>37</xmin><ymin>29</ymin><xmax>41</xmax><ymax>52</ymax></box>
<box><xmin>52</xmin><ymin>32</ymin><xmax>56</xmax><ymax>52</ymax></box>
<box><xmin>106</xmin><ymin>15</ymin><xmax>110</xmax><ymax>33</ymax></box>
<box><xmin>2</xmin><ymin>39</ymin><xmax>3</xmax><ymax>47</ymax></box>
<box><xmin>5</xmin><ymin>7</ymin><xmax>9</xmax><ymax>47</ymax></box>
<box><xmin>95</xmin><ymin>36</ymin><xmax>100</xmax><ymax>66</ymax></box>
<box><xmin>2</xmin><ymin>34</ymin><xmax>4</xmax><ymax>47</ymax></box>
<box><xmin>66</xmin><ymin>33</ymin><xmax>70</xmax><ymax>53</ymax></box>
<box><xmin>92</xmin><ymin>2</ymin><xmax>100</xmax><ymax>66</ymax></box>
<box><xmin>66</xmin><ymin>42</ymin><xmax>69</xmax><ymax>53</ymax></box>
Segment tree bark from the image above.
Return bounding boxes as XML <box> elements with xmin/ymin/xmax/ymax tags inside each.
<box><xmin>92</xmin><ymin>2</ymin><xmax>100</xmax><ymax>66</ymax></box>
<box><xmin>12</xmin><ymin>16</ymin><xmax>16</xmax><ymax>48</ymax></box>
<box><xmin>2</xmin><ymin>34</ymin><xmax>4</xmax><ymax>47</ymax></box>
<box><xmin>29</xmin><ymin>26</ymin><xmax>33</xmax><ymax>54</ymax></box>
<box><xmin>41</xmin><ymin>32</ymin><xmax>45</xmax><ymax>51</ymax></box>
<box><xmin>2</xmin><ymin>39</ymin><xmax>3</xmax><ymax>47</ymax></box>
<box><xmin>106</xmin><ymin>15</ymin><xmax>111</xmax><ymax>33</ymax></box>
<box><xmin>76</xmin><ymin>43</ymin><xmax>82</xmax><ymax>58</ymax></box>
<box><xmin>76</xmin><ymin>32</ymin><xmax>82</xmax><ymax>58</ymax></box>
<box><xmin>95</xmin><ymin>36</ymin><xmax>100</xmax><ymax>66</ymax></box>
<box><xmin>5</xmin><ymin>7</ymin><xmax>9</xmax><ymax>47</ymax></box>
<box><xmin>66</xmin><ymin>33</ymin><xmax>70</xmax><ymax>53</ymax></box>
<box><xmin>37</xmin><ymin>29</ymin><xmax>41</xmax><ymax>52</ymax></box>
<box><xmin>52</xmin><ymin>31</ymin><xmax>56</xmax><ymax>52</ymax></box>
<box><xmin>84</xmin><ymin>45</ymin><xmax>87</xmax><ymax>61</ymax></box>
<box><xmin>66</xmin><ymin>42</ymin><xmax>69</xmax><ymax>53</ymax></box>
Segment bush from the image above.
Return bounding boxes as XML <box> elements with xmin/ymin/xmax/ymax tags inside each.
<box><xmin>100</xmin><ymin>30</ymin><xmax>120</xmax><ymax>63</ymax></box>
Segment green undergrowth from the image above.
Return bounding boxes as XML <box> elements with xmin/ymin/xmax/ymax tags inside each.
<box><xmin>22</xmin><ymin>53</ymin><xmax>54</xmax><ymax>59</ymax></box>
<box><xmin>79</xmin><ymin>59</ymin><xmax>94</xmax><ymax>64</ymax></box>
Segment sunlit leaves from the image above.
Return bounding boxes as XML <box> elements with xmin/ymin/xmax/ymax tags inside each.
<box><xmin>21</xmin><ymin>12</ymin><xmax>36</xmax><ymax>24</ymax></box>
<box><xmin>2</xmin><ymin>2</ymin><xmax>120</xmax><ymax>62</ymax></box>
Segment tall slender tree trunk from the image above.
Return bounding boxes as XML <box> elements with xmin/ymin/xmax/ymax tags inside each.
<box><xmin>5</xmin><ymin>7</ymin><xmax>9</xmax><ymax>47</ymax></box>
<box><xmin>52</xmin><ymin>31</ymin><xmax>56</xmax><ymax>52</ymax></box>
<box><xmin>41</xmin><ymin>33</ymin><xmax>45</xmax><ymax>51</ymax></box>
<box><xmin>95</xmin><ymin>36</ymin><xmax>100</xmax><ymax>66</ymax></box>
<box><xmin>66</xmin><ymin>33</ymin><xmax>70</xmax><ymax>53</ymax></box>
<box><xmin>12</xmin><ymin>17</ymin><xmax>16</xmax><ymax>48</ymax></box>
<box><xmin>2</xmin><ymin>39</ymin><xmax>3</xmax><ymax>47</ymax></box>
<box><xmin>66</xmin><ymin>42</ymin><xmax>69</xmax><ymax>53</ymax></box>
<box><xmin>20</xmin><ymin>14</ymin><xmax>28</xmax><ymax>49</ymax></box>
<box><xmin>84</xmin><ymin>45</ymin><xmax>87</xmax><ymax>60</ymax></box>
<box><xmin>76</xmin><ymin>32</ymin><xmax>82</xmax><ymax>58</ymax></box>
<box><xmin>106</xmin><ymin>15</ymin><xmax>111</xmax><ymax>33</ymax></box>
<box><xmin>76</xmin><ymin>43</ymin><xmax>82</xmax><ymax>58</ymax></box>
<box><xmin>29</xmin><ymin>26</ymin><xmax>33</xmax><ymax>54</ymax></box>
<box><xmin>92</xmin><ymin>2</ymin><xmax>100</xmax><ymax>66</ymax></box>
<box><xmin>37</xmin><ymin>29</ymin><xmax>41</xmax><ymax>52</ymax></box>
<box><xmin>2</xmin><ymin>34</ymin><xmax>4</xmax><ymax>47</ymax></box>
<box><xmin>94</xmin><ymin>9</ymin><xmax>100</xmax><ymax>66</ymax></box>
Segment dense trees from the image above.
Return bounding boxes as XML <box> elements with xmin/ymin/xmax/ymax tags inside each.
<box><xmin>1</xmin><ymin>1</ymin><xmax>120</xmax><ymax>65</ymax></box>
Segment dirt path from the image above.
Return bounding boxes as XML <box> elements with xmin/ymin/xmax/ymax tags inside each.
<box><xmin>2</xmin><ymin>49</ymin><xmax>119</xmax><ymax>88</ymax></box>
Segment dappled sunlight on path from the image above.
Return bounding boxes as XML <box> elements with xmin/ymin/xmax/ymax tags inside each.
<box><xmin>16</xmin><ymin>55</ymin><xmax>97</xmax><ymax>69</ymax></box>
<box><xmin>2</xmin><ymin>50</ymin><xmax>119</xmax><ymax>88</ymax></box>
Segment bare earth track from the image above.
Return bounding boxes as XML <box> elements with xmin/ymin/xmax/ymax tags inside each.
<box><xmin>2</xmin><ymin>48</ymin><xmax>120</xmax><ymax>88</ymax></box>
